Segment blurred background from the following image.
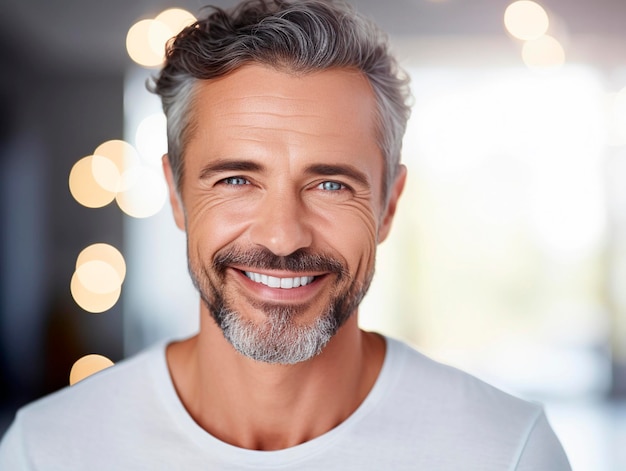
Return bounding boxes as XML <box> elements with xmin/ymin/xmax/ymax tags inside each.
<box><xmin>0</xmin><ymin>0</ymin><xmax>625</xmax><ymax>468</ymax></box>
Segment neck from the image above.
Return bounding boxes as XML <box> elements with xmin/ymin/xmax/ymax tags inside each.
<box><xmin>167</xmin><ymin>308</ymin><xmax>385</xmax><ymax>450</ymax></box>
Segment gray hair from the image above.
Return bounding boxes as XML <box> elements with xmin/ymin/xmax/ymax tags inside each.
<box><xmin>151</xmin><ymin>0</ymin><xmax>411</xmax><ymax>201</ymax></box>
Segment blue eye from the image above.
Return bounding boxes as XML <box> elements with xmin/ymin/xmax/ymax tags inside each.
<box><xmin>222</xmin><ymin>177</ymin><xmax>249</xmax><ymax>185</ymax></box>
<box><xmin>319</xmin><ymin>181</ymin><xmax>344</xmax><ymax>191</ymax></box>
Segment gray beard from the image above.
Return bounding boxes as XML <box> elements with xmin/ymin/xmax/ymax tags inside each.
<box><xmin>188</xmin><ymin>247</ymin><xmax>373</xmax><ymax>365</ymax></box>
<box><xmin>217</xmin><ymin>303</ymin><xmax>339</xmax><ymax>364</ymax></box>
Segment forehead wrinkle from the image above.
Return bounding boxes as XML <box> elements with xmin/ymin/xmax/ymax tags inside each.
<box><xmin>213</xmin><ymin>95</ymin><xmax>320</xmax><ymax>117</ymax></box>
<box><xmin>221</xmin><ymin>115</ymin><xmax>328</xmax><ymax>127</ymax></box>
<box><xmin>228</xmin><ymin>128</ymin><xmax>332</xmax><ymax>140</ymax></box>
<box><xmin>216</xmin><ymin>109</ymin><xmax>328</xmax><ymax>123</ymax></box>
<box><xmin>221</xmin><ymin>118</ymin><xmax>339</xmax><ymax>140</ymax></box>
<box><xmin>216</xmin><ymin>94</ymin><xmax>319</xmax><ymax>104</ymax></box>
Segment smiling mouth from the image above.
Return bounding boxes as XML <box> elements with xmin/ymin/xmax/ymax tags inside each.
<box><xmin>243</xmin><ymin>271</ymin><xmax>316</xmax><ymax>289</ymax></box>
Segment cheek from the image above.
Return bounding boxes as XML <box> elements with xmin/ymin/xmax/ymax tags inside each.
<box><xmin>344</xmin><ymin>207</ymin><xmax>379</xmax><ymax>276</ymax></box>
<box><xmin>183</xmin><ymin>193</ymin><xmax>256</xmax><ymax>254</ymax></box>
<box><xmin>313</xmin><ymin>202</ymin><xmax>379</xmax><ymax>273</ymax></box>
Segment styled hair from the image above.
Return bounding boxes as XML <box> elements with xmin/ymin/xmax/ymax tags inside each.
<box><xmin>151</xmin><ymin>0</ymin><xmax>411</xmax><ymax>201</ymax></box>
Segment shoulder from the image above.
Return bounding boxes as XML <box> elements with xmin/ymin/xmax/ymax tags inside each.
<box><xmin>384</xmin><ymin>336</ymin><xmax>541</xmax><ymax>419</ymax></box>
<box><xmin>1</xmin><ymin>342</ymin><xmax>170</xmax><ymax>467</ymax></box>
<box><xmin>374</xmin><ymin>337</ymin><xmax>570</xmax><ymax>469</ymax></box>
<box><xmin>25</xmin><ymin>342</ymin><xmax>165</xmax><ymax>416</ymax></box>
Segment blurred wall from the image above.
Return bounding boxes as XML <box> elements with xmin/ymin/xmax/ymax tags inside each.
<box><xmin>0</xmin><ymin>45</ymin><xmax>125</xmax><ymax>417</ymax></box>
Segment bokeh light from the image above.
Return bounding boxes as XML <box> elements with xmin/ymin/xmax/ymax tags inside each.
<box><xmin>522</xmin><ymin>35</ymin><xmax>566</xmax><ymax>69</ymax></box>
<box><xmin>76</xmin><ymin>243</ymin><xmax>126</xmax><ymax>283</ymax></box>
<box><xmin>70</xmin><ymin>139</ymin><xmax>166</xmax><ymax>217</ymax></box>
<box><xmin>136</xmin><ymin>113</ymin><xmax>168</xmax><ymax>165</ymax></box>
<box><xmin>154</xmin><ymin>8</ymin><xmax>196</xmax><ymax>38</ymax></box>
<box><xmin>504</xmin><ymin>1</ymin><xmax>550</xmax><ymax>41</ymax></box>
<box><xmin>71</xmin><ymin>243</ymin><xmax>126</xmax><ymax>313</ymax></box>
<box><xmin>126</xmin><ymin>19</ymin><xmax>168</xmax><ymax>67</ymax></box>
<box><xmin>147</xmin><ymin>19</ymin><xmax>177</xmax><ymax>61</ymax></box>
<box><xmin>116</xmin><ymin>166</ymin><xmax>168</xmax><ymax>218</ymax></box>
<box><xmin>93</xmin><ymin>139</ymin><xmax>140</xmax><ymax>192</ymax></box>
<box><xmin>127</xmin><ymin>9</ymin><xmax>196</xmax><ymax>68</ymax></box>
<box><xmin>155</xmin><ymin>8</ymin><xmax>196</xmax><ymax>30</ymax></box>
<box><xmin>90</xmin><ymin>155</ymin><xmax>121</xmax><ymax>194</ymax></box>
<box><xmin>75</xmin><ymin>260</ymin><xmax>122</xmax><ymax>294</ymax></box>
<box><xmin>70</xmin><ymin>271</ymin><xmax>121</xmax><ymax>313</ymax></box>
<box><xmin>69</xmin><ymin>354</ymin><xmax>115</xmax><ymax>385</ymax></box>
<box><xmin>69</xmin><ymin>156</ymin><xmax>117</xmax><ymax>208</ymax></box>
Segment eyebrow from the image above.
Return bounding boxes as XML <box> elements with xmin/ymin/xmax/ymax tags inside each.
<box><xmin>198</xmin><ymin>159</ymin><xmax>370</xmax><ymax>188</ymax></box>
<box><xmin>305</xmin><ymin>164</ymin><xmax>370</xmax><ymax>188</ymax></box>
<box><xmin>199</xmin><ymin>160</ymin><xmax>265</xmax><ymax>180</ymax></box>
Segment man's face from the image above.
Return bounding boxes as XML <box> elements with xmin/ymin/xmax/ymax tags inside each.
<box><xmin>164</xmin><ymin>64</ymin><xmax>405</xmax><ymax>364</ymax></box>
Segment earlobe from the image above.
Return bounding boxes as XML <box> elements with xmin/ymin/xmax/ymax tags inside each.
<box><xmin>162</xmin><ymin>155</ymin><xmax>186</xmax><ymax>231</ymax></box>
<box><xmin>378</xmin><ymin>164</ymin><xmax>407</xmax><ymax>243</ymax></box>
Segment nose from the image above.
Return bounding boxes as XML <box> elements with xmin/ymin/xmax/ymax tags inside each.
<box><xmin>248</xmin><ymin>190</ymin><xmax>313</xmax><ymax>256</ymax></box>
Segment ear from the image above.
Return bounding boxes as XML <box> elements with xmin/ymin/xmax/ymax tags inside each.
<box><xmin>377</xmin><ymin>164</ymin><xmax>407</xmax><ymax>243</ymax></box>
<box><xmin>162</xmin><ymin>155</ymin><xmax>186</xmax><ymax>231</ymax></box>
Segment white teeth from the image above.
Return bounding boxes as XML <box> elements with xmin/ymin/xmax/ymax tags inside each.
<box><xmin>268</xmin><ymin>276</ymin><xmax>280</xmax><ymax>288</ymax></box>
<box><xmin>244</xmin><ymin>271</ymin><xmax>315</xmax><ymax>289</ymax></box>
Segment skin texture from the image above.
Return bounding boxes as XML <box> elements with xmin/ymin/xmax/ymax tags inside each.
<box><xmin>163</xmin><ymin>64</ymin><xmax>406</xmax><ymax>450</ymax></box>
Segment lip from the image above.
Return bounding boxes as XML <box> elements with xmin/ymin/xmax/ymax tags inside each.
<box><xmin>227</xmin><ymin>267</ymin><xmax>330</xmax><ymax>304</ymax></box>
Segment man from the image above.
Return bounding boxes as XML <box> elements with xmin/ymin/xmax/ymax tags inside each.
<box><xmin>0</xmin><ymin>0</ymin><xmax>570</xmax><ymax>469</ymax></box>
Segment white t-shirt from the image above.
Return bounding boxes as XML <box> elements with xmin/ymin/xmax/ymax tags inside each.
<box><xmin>0</xmin><ymin>337</ymin><xmax>570</xmax><ymax>470</ymax></box>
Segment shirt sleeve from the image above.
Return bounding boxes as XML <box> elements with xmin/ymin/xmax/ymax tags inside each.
<box><xmin>0</xmin><ymin>413</ymin><xmax>32</xmax><ymax>470</ymax></box>
<box><xmin>515</xmin><ymin>410</ymin><xmax>571</xmax><ymax>471</ymax></box>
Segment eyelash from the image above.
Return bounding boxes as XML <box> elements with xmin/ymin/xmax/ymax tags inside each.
<box><xmin>220</xmin><ymin>176</ymin><xmax>250</xmax><ymax>186</ymax></box>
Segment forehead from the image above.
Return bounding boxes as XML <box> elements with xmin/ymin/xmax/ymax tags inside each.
<box><xmin>186</xmin><ymin>64</ymin><xmax>381</xmax><ymax>164</ymax></box>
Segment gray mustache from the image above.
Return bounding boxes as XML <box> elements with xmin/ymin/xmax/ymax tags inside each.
<box><xmin>213</xmin><ymin>248</ymin><xmax>346</xmax><ymax>276</ymax></box>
